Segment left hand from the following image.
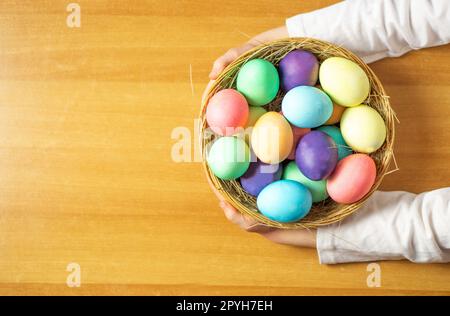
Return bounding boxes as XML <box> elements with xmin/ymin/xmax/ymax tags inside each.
<box><xmin>202</xmin><ymin>26</ymin><xmax>289</xmax><ymax>103</ymax></box>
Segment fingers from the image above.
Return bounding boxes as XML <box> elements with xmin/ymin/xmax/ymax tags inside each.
<box><xmin>209</xmin><ymin>48</ymin><xmax>239</xmax><ymax>80</ymax></box>
<box><xmin>219</xmin><ymin>200</ymin><xmax>316</xmax><ymax>247</ymax></box>
<box><xmin>205</xmin><ymin>43</ymin><xmax>257</xmax><ymax>102</ymax></box>
<box><xmin>209</xmin><ymin>56</ymin><xmax>228</xmax><ymax>80</ymax></box>
<box><xmin>214</xmin><ymin>190</ymin><xmax>317</xmax><ymax>247</ymax></box>
<box><xmin>209</xmin><ymin>43</ymin><xmax>255</xmax><ymax>80</ymax></box>
<box><xmin>206</xmin><ymin>169</ymin><xmax>271</xmax><ymax>233</ymax></box>
<box><xmin>206</xmin><ymin>151</ymin><xmax>316</xmax><ymax>246</ymax></box>
<box><xmin>220</xmin><ymin>200</ymin><xmax>275</xmax><ymax>234</ymax></box>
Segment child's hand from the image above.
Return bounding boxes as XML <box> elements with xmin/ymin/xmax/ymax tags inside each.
<box><xmin>202</xmin><ymin>26</ymin><xmax>288</xmax><ymax>104</ymax></box>
<box><xmin>219</xmin><ymin>199</ymin><xmax>317</xmax><ymax>248</ymax></box>
<box><xmin>209</xmin><ymin>42</ymin><xmax>257</xmax><ymax>80</ymax></box>
<box><xmin>206</xmin><ymin>176</ymin><xmax>317</xmax><ymax>248</ymax></box>
<box><xmin>208</xmin><ymin>26</ymin><xmax>288</xmax><ymax>80</ymax></box>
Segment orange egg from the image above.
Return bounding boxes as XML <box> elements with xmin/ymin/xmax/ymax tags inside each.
<box><xmin>324</xmin><ymin>102</ymin><xmax>345</xmax><ymax>125</ymax></box>
<box><xmin>251</xmin><ymin>112</ymin><xmax>293</xmax><ymax>164</ymax></box>
<box><xmin>315</xmin><ymin>84</ymin><xmax>345</xmax><ymax>125</ymax></box>
<box><xmin>287</xmin><ymin>125</ymin><xmax>310</xmax><ymax>160</ymax></box>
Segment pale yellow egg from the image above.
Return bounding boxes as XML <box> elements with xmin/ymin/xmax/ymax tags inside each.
<box><xmin>319</xmin><ymin>57</ymin><xmax>370</xmax><ymax>107</ymax></box>
<box><xmin>340</xmin><ymin>105</ymin><xmax>387</xmax><ymax>153</ymax></box>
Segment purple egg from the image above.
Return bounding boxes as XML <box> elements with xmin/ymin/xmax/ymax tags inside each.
<box><xmin>240</xmin><ymin>160</ymin><xmax>283</xmax><ymax>196</ymax></box>
<box><xmin>279</xmin><ymin>50</ymin><xmax>319</xmax><ymax>92</ymax></box>
<box><xmin>295</xmin><ymin>131</ymin><xmax>338</xmax><ymax>180</ymax></box>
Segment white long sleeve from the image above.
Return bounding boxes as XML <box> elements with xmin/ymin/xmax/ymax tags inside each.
<box><xmin>317</xmin><ymin>189</ymin><xmax>450</xmax><ymax>264</ymax></box>
<box><xmin>286</xmin><ymin>0</ymin><xmax>450</xmax><ymax>263</ymax></box>
<box><xmin>286</xmin><ymin>0</ymin><xmax>450</xmax><ymax>63</ymax></box>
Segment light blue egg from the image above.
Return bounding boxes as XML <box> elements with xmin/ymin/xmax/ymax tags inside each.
<box><xmin>281</xmin><ymin>86</ymin><xmax>333</xmax><ymax>128</ymax></box>
<box><xmin>316</xmin><ymin>125</ymin><xmax>352</xmax><ymax>160</ymax></box>
<box><xmin>257</xmin><ymin>180</ymin><xmax>312</xmax><ymax>223</ymax></box>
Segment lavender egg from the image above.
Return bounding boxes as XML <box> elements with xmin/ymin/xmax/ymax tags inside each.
<box><xmin>279</xmin><ymin>50</ymin><xmax>319</xmax><ymax>92</ymax></box>
<box><xmin>295</xmin><ymin>131</ymin><xmax>338</xmax><ymax>180</ymax></box>
<box><xmin>240</xmin><ymin>160</ymin><xmax>283</xmax><ymax>196</ymax></box>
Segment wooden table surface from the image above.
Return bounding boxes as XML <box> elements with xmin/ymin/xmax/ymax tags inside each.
<box><xmin>0</xmin><ymin>0</ymin><xmax>449</xmax><ymax>296</ymax></box>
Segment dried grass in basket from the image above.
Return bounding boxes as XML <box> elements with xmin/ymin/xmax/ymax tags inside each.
<box><xmin>200</xmin><ymin>38</ymin><xmax>396</xmax><ymax>229</ymax></box>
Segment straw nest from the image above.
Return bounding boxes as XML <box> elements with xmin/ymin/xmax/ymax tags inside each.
<box><xmin>200</xmin><ymin>38</ymin><xmax>396</xmax><ymax>229</ymax></box>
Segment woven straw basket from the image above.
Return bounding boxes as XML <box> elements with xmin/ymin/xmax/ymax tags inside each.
<box><xmin>200</xmin><ymin>38</ymin><xmax>396</xmax><ymax>229</ymax></box>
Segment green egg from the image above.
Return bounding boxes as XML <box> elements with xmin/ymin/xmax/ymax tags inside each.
<box><xmin>207</xmin><ymin>136</ymin><xmax>251</xmax><ymax>180</ymax></box>
<box><xmin>236</xmin><ymin>59</ymin><xmax>279</xmax><ymax>106</ymax></box>
<box><xmin>282</xmin><ymin>161</ymin><xmax>328</xmax><ymax>202</ymax></box>
<box><xmin>316</xmin><ymin>125</ymin><xmax>352</xmax><ymax>160</ymax></box>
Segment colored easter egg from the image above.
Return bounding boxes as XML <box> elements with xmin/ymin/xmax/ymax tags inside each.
<box><xmin>236</xmin><ymin>59</ymin><xmax>279</xmax><ymax>106</ymax></box>
<box><xmin>324</xmin><ymin>102</ymin><xmax>345</xmax><ymax>125</ymax></box>
<box><xmin>282</xmin><ymin>161</ymin><xmax>328</xmax><ymax>202</ymax></box>
<box><xmin>340</xmin><ymin>105</ymin><xmax>387</xmax><ymax>153</ymax></box>
<box><xmin>279</xmin><ymin>49</ymin><xmax>319</xmax><ymax>91</ymax></box>
<box><xmin>245</xmin><ymin>106</ymin><xmax>267</xmax><ymax>128</ymax></box>
<box><xmin>206</xmin><ymin>89</ymin><xmax>249</xmax><ymax>136</ymax></box>
<box><xmin>243</xmin><ymin>106</ymin><xmax>267</xmax><ymax>143</ymax></box>
<box><xmin>316</xmin><ymin>125</ymin><xmax>352</xmax><ymax>160</ymax></box>
<box><xmin>288</xmin><ymin>125</ymin><xmax>310</xmax><ymax>160</ymax></box>
<box><xmin>319</xmin><ymin>57</ymin><xmax>370</xmax><ymax>107</ymax></box>
<box><xmin>207</xmin><ymin>136</ymin><xmax>250</xmax><ymax>180</ymax></box>
<box><xmin>282</xmin><ymin>86</ymin><xmax>333</xmax><ymax>128</ymax></box>
<box><xmin>295</xmin><ymin>131</ymin><xmax>338</xmax><ymax>180</ymax></box>
<box><xmin>257</xmin><ymin>180</ymin><xmax>312</xmax><ymax>223</ymax></box>
<box><xmin>251</xmin><ymin>112</ymin><xmax>293</xmax><ymax>164</ymax></box>
<box><xmin>240</xmin><ymin>160</ymin><xmax>283</xmax><ymax>196</ymax></box>
<box><xmin>327</xmin><ymin>154</ymin><xmax>376</xmax><ymax>204</ymax></box>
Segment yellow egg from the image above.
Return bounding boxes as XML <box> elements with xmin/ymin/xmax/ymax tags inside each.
<box><xmin>319</xmin><ymin>57</ymin><xmax>370</xmax><ymax>107</ymax></box>
<box><xmin>340</xmin><ymin>105</ymin><xmax>387</xmax><ymax>153</ymax></box>
<box><xmin>251</xmin><ymin>112</ymin><xmax>293</xmax><ymax>164</ymax></box>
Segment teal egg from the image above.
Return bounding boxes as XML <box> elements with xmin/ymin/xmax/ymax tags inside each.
<box><xmin>316</xmin><ymin>125</ymin><xmax>352</xmax><ymax>160</ymax></box>
<box><xmin>282</xmin><ymin>161</ymin><xmax>328</xmax><ymax>202</ymax></box>
<box><xmin>257</xmin><ymin>180</ymin><xmax>312</xmax><ymax>223</ymax></box>
<box><xmin>207</xmin><ymin>137</ymin><xmax>250</xmax><ymax>180</ymax></box>
<box><xmin>236</xmin><ymin>59</ymin><xmax>279</xmax><ymax>106</ymax></box>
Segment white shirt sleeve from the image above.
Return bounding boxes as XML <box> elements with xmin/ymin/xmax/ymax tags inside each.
<box><xmin>317</xmin><ymin>188</ymin><xmax>450</xmax><ymax>264</ymax></box>
<box><xmin>286</xmin><ymin>0</ymin><xmax>450</xmax><ymax>63</ymax></box>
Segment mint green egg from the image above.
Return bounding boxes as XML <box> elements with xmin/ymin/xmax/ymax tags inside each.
<box><xmin>282</xmin><ymin>161</ymin><xmax>328</xmax><ymax>202</ymax></box>
<box><xmin>236</xmin><ymin>59</ymin><xmax>279</xmax><ymax>106</ymax></box>
<box><xmin>207</xmin><ymin>137</ymin><xmax>250</xmax><ymax>180</ymax></box>
<box><xmin>316</xmin><ymin>125</ymin><xmax>352</xmax><ymax>160</ymax></box>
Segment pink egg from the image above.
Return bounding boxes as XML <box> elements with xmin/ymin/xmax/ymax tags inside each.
<box><xmin>288</xmin><ymin>125</ymin><xmax>310</xmax><ymax>160</ymax></box>
<box><xmin>327</xmin><ymin>154</ymin><xmax>376</xmax><ymax>204</ymax></box>
<box><xmin>206</xmin><ymin>89</ymin><xmax>249</xmax><ymax>136</ymax></box>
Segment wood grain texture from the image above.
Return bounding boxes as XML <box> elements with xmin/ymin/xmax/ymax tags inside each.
<box><xmin>0</xmin><ymin>0</ymin><xmax>449</xmax><ymax>296</ymax></box>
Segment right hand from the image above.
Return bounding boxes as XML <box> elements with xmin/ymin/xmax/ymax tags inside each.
<box><xmin>207</xmin><ymin>176</ymin><xmax>317</xmax><ymax>248</ymax></box>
